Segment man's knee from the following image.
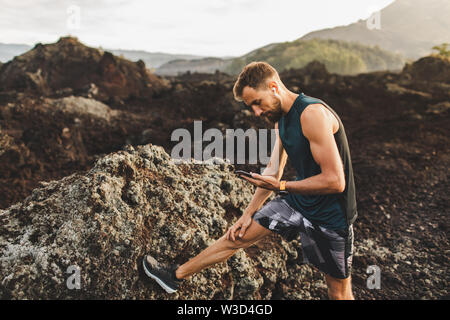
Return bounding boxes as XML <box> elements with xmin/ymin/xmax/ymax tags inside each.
<box><xmin>219</xmin><ymin>219</ymin><xmax>271</xmax><ymax>250</ymax></box>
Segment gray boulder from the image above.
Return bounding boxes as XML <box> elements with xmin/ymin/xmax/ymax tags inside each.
<box><xmin>0</xmin><ymin>144</ymin><xmax>307</xmax><ymax>299</ymax></box>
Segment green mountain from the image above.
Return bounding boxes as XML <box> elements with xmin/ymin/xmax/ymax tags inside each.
<box><xmin>223</xmin><ymin>38</ymin><xmax>406</xmax><ymax>75</ymax></box>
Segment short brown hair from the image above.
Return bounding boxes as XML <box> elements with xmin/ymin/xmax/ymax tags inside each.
<box><xmin>232</xmin><ymin>61</ymin><xmax>280</xmax><ymax>102</ymax></box>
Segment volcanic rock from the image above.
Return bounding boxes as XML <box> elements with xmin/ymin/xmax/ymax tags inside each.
<box><xmin>0</xmin><ymin>144</ymin><xmax>306</xmax><ymax>299</ymax></box>
<box><xmin>0</xmin><ymin>37</ymin><xmax>168</xmax><ymax>102</ymax></box>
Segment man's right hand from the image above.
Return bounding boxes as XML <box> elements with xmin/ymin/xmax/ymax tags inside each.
<box><xmin>225</xmin><ymin>213</ymin><xmax>253</xmax><ymax>242</ymax></box>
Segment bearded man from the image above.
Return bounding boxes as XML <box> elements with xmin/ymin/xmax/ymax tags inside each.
<box><xmin>143</xmin><ymin>61</ymin><xmax>358</xmax><ymax>300</ymax></box>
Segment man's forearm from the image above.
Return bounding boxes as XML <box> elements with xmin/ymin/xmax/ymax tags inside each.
<box><xmin>285</xmin><ymin>173</ymin><xmax>344</xmax><ymax>195</ymax></box>
<box><xmin>243</xmin><ymin>186</ymin><xmax>273</xmax><ymax>217</ymax></box>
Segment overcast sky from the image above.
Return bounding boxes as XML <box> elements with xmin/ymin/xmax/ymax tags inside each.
<box><xmin>0</xmin><ymin>0</ymin><xmax>395</xmax><ymax>57</ymax></box>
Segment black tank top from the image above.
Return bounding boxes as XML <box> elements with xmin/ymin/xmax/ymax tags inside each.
<box><xmin>278</xmin><ymin>93</ymin><xmax>357</xmax><ymax>230</ymax></box>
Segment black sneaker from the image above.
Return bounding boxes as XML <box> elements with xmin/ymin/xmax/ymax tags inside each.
<box><xmin>142</xmin><ymin>255</ymin><xmax>181</xmax><ymax>293</ymax></box>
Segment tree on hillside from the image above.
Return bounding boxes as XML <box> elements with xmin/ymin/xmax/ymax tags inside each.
<box><xmin>432</xmin><ymin>43</ymin><xmax>450</xmax><ymax>58</ymax></box>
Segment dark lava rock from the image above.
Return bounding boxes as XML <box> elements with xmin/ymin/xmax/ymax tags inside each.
<box><xmin>0</xmin><ymin>36</ymin><xmax>168</xmax><ymax>102</ymax></box>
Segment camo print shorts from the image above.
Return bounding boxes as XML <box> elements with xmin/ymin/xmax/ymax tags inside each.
<box><xmin>253</xmin><ymin>196</ymin><xmax>354</xmax><ymax>279</ymax></box>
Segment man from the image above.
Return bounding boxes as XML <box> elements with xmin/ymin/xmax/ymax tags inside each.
<box><xmin>143</xmin><ymin>61</ymin><xmax>358</xmax><ymax>300</ymax></box>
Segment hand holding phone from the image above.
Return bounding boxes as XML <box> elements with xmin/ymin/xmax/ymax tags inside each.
<box><xmin>235</xmin><ymin>169</ymin><xmax>289</xmax><ymax>195</ymax></box>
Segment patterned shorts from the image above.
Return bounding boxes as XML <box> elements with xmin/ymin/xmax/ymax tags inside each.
<box><xmin>253</xmin><ymin>196</ymin><xmax>354</xmax><ymax>279</ymax></box>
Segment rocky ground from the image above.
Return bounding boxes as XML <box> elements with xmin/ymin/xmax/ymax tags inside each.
<box><xmin>0</xmin><ymin>37</ymin><xmax>448</xmax><ymax>299</ymax></box>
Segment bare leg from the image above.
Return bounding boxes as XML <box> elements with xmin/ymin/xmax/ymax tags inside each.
<box><xmin>324</xmin><ymin>274</ymin><xmax>355</xmax><ymax>300</ymax></box>
<box><xmin>175</xmin><ymin>220</ymin><xmax>272</xmax><ymax>279</ymax></box>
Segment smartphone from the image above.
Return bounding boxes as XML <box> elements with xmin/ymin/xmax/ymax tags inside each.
<box><xmin>235</xmin><ymin>170</ymin><xmax>289</xmax><ymax>195</ymax></box>
<box><xmin>234</xmin><ymin>170</ymin><xmax>253</xmax><ymax>178</ymax></box>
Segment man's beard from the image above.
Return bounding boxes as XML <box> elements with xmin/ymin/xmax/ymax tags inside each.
<box><xmin>263</xmin><ymin>98</ymin><xmax>283</xmax><ymax>123</ymax></box>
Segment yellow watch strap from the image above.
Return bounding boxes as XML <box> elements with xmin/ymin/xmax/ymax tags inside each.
<box><xmin>280</xmin><ymin>180</ymin><xmax>286</xmax><ymax>191</ymax></box>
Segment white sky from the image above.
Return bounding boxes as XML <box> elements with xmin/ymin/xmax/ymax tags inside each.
<box><xmin>0</xmin><ymin>0</ymin><xmax>395</xmax><ymax>57</ymax></box>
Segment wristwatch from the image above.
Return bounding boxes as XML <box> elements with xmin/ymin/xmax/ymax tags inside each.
<box><xmin>279</xmin><ymin>180</ymin><xmax>287</xmax><ymax>191</ymax></box>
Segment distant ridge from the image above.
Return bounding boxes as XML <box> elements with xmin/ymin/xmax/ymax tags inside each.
<box><xmin>0</xmin><ymin>42</ymin><xmax>206</xmax><ymax>68</ymax></box>
<box><xmin>156</xmin><ymin>38</ymin><xmax>406</xmax><ymax>76</ymax></box>
<box><xmin>108</xmin><ymin>49</ymin><xmax>205</xmax><ymax>69</ymax></box>
<box><xmin>300</xmin><ymin>0</ymin><xmax>450</xmax><ymax>58</ymax></box>
<box><xmin>223</xmin><ymin>38</ymin><xmax>406</xmax><ymax>75</ymax></box>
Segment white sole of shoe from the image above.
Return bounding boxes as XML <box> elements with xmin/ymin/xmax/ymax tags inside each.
<box><xmin>142</xmin><ymin>257</ymin><xmax>177</xmax><ymax>294</ymax></box>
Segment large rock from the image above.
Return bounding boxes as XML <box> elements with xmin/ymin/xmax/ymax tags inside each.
<box><xmin>401</xmin><ymin>55</ymin><xmax>450</xmax><ymax>83</ymax></box>
<box><xmin>0</xmin><ymin>37</ymin><xmax>168</xmax><ymax>102</ymax></box>
<box><xmin>0</xmin><ymin>144</ymin><xmax>307</xmax><ymax>299</ymax></box>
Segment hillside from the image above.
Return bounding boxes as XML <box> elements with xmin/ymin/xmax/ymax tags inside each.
<box><xmin>301</xmin><ymin>0</ymin><xmax>450</xmax><ymax>59</ymax></box>
<box><xmin>109</xmin><ymin>49</ymin><xmax>205</xmax><ymax>69</ymax></box>
<box><xmin>156</xmin><ymin>57</ymin><xmax>233</xmax><ymax>76</ymax></box>
<box><xmin>0</xmin><ymin>37</ymin><xmax>168</xmax><ymax>102</ymax></box>
<box><xmin>156</xmin><ymin>38</ymin><xmax>405</xmax><ymax>76</ymax></box>
<box><xmin>224</xmin><ymin>38</ymin><xmax>405</xmax><ymax>75</ymax></box>
<box><xmin>0</xmin><ymin>43</ymin><xmax>205</xmax><ymax>69</ymax></box>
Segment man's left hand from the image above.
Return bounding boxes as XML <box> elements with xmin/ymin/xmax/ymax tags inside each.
<box><xmin>239</xmin><ymin>172</ymin><xmax>280</xmax><ymax>191</ymax></box>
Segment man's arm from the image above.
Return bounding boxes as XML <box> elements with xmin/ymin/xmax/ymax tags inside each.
<box><xmin>226</xmin><ymin>122</ymin><xmax>288</xmax><ymax>241</ymax></box>
<box><xmin>285</xmin><ymin>104</ymin><xmax>345</xmax><ymax>194</ymax></box>
<box><xmin>244</xmin><ymin>104</ymin><xmax>345</xmax><ymax>194</ymax></box>
<box><xmin>243</xmin><ymin>122</ymin><xmax>288</xmax><ymax>216</ymax></box>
